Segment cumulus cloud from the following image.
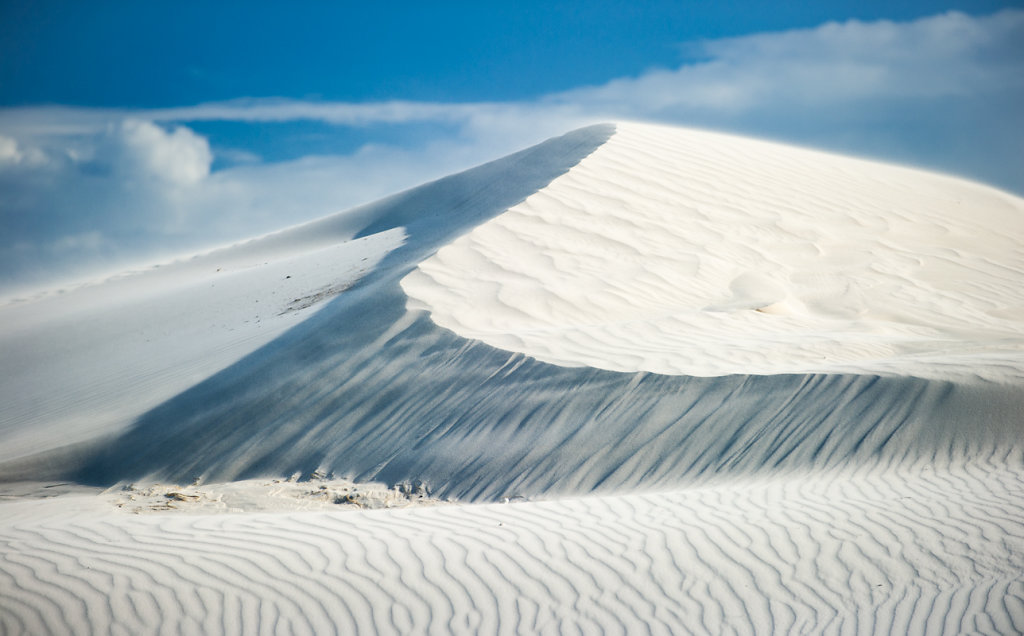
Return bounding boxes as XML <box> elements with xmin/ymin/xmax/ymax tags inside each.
<box><xmin>117</xmin><ymin>120</ymin><xmax>212</xmax><ymax>185</ymax></box>
<box><xmin>0</xmin><ymin>120</ymin><xmax>218</xmax><ymax>291</ymax></box>
<box><xmin>0</xmin><ymin>9</ymin><xmax>1022</xmax><ymax>296</ymax></box>
<box><xmin>0</xmin><ymin>116</ymin><xmax>500</xmax><ymax>295</ymax></box>
<box><xmin>0</xmin><ymin>134</ymin><xmax>48</xmax><ymax>167</ymax></box>
<box><xmin>0</xmin><ymin>136</ymin><xmax>20</xmax><ymax>163</ymax></box>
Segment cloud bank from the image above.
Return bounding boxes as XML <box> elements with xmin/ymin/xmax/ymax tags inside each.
<box><xmin>1</xmin><ymin>10</ymin><xmax>1022</xmax><ymax>296</ymax></box>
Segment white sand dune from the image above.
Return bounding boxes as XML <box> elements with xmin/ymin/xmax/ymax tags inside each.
<box><xmin>1</xmin><ymin>122</ymin><xmax>1023</xmax><ymax>633</ymax></box>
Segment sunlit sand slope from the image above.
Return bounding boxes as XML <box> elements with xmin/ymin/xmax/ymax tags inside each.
<box><xmin>405</xmin><ymin>122</ymin><xmax>1024</xmax><ymax>380</ymax></box>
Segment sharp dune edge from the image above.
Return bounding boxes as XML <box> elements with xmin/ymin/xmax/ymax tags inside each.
<box><xmin>1</xmin><ymin>122</ymin><xmax>1023</xmax><ymax>634</ymax></box>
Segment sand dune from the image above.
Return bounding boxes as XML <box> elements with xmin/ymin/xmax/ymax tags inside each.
<box><xmin>1</xmin><ymin>122</ymin><xmax>1022</xmax><ymax>633</ymax></box>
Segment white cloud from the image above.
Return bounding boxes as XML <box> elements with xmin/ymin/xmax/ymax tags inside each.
<box><xmin>49</xmin><ymin>231</ymin><xmax>107</xmax><ymax>252</ymax></box>
<box><xmin>0</xmin><ymin>134</ymin><xmax>49</xmax><ymax>167</ymax></box>
<box><xmin>150</xmin><ymin>99</ymin><xmax>485</xmax><ymax>126</ymax></box>
<box><xmin>554</xmin><ymin>10</ymin><xmax>1024</xmax><ymax>113</ymax></box>
<box><xmin>117</xmin><ymin>120</ymin><xmax>212</xmax><ymax>185</ymax></box>
<box><xmin>0</xmin><ymin>136</ymin><xmax>20</xmax><ymax>163</ymax></box>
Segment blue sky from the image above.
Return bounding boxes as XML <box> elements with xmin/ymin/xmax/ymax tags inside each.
<box><xmin>2</xmin><ymin>2</ymin><xmax>1018</xmax><ymax>106</ymax></box>
<box><xmin>1</xmin><ymin>2</ymin><xmax>1023</xmax><ymax>294</ymax></box>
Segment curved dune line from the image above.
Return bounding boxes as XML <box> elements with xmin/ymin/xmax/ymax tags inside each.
<box><xmin>50</xmin><ymin>325</ymin><xmax>1020</xmax><ymax>499</ymax></box>
<box><xmin>3</xmin><ymin>454</ymin><xmax>1023</xmax><ymax>634</ymax></box>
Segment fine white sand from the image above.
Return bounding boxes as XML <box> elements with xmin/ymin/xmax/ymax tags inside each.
<box><xmin>403</xmin><ymin>122</ymin><xmax>1024</xmax><ymax>381</ymax></box>
<box><xmin>1</xmin><ymin>122</ymin><xmax>1022</xmax><ymax>634</ymax></box>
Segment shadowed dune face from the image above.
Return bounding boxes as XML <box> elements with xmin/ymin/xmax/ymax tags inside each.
<box><xmin>69</xmin><ymin>288</ymin><xmax>1022</xmax><ymax>501</ymax></box>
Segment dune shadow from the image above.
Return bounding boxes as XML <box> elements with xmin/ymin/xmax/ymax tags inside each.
<box><xmin>71</xmin><ymin>278</ymin><xmax>989</xmax><ymax>501</ymax></box>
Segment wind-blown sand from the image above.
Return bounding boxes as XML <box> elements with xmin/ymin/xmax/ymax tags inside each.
<box><xmin>1</xmin><ymin>122</ymin><xmax>1022</xmax><ymax>634</ymax></box>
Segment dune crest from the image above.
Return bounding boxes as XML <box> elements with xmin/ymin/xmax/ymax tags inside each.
<box><xmin>403</xmin><ymin>122</ymin><xmax>1024</xmax><ymax>381</ymax></box>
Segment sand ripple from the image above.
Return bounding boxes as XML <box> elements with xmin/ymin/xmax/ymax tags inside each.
<box><xmin>3</xmin><ymin>455</ymin><xmax>1022</xmax><ymax>634</ymax></box>
<box><xmin>404</xmin><ymin>123</ymin><xmax>1024</xmax><ymax>381</ymax></box>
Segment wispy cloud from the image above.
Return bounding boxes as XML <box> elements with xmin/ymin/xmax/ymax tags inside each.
<box><xmin>548</xmin><ymin>10</ymin><xmax>1024</xmax><ymax>175</ymax></box>
<box><xmin>1</xmin><ymin>10</ymin><xmax>1022</xmax><ymax>295</ymax></box>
